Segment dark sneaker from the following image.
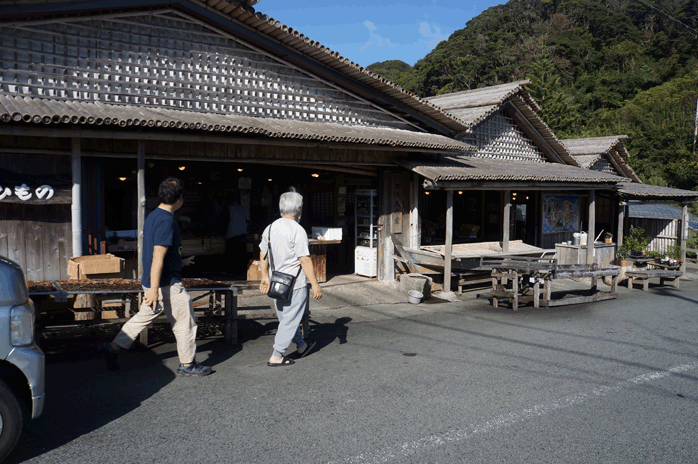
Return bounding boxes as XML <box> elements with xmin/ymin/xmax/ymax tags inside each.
<box><xmin>176</xmin><ymin>362</ymin><xmax>212</xmax><ymax>377</ymax></box>
<box><xmin>98</xmin><ymin>342</ymin><xmax>120</xmax><ymax>371</ymax></box>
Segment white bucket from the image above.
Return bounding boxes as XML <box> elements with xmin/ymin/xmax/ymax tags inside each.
<box><xmin>407</xmin><ymin>290</ymin><xmax>423</xmax><ymax>304</ymax></box>
<box><xmin>579</xmin><ymin>232</ymin><xmax>588</xmax><ymax>246</ymax></box>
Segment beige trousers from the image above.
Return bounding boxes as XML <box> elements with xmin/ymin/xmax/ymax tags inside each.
<box><xmin>113</xmin><ymin>282</ymin><xmax>198</xmax><ymax>364</ymax></box>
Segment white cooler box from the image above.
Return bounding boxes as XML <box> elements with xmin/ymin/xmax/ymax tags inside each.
<box><xmin>355</xmin><ymin>246</ymin><xmax>377</xmax><ymax>277</ymax></box>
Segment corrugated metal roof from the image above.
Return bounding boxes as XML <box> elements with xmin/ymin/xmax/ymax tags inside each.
<box><xmin>618</xmin><ymin>182</ymin><xmax>698</xmax><ymax>199</ymax></box>
<box><xmin>424</xmin><ymin>82</ymin><xmax>578</xmax><ymax>166</ymax></box>
<box><xmin>0</xmin><ymin>0</ymin><xmax>473</xmax><ymax>135</ymax></box>
<box><xmin>397</xmin><ymin>156</ymin><xmax>621</xmax><ymax>185</ymax></box>
<box><xmin>629</xmin><ymin>203</ymin><xmax>698</xmax><ymax>223</ymax></box>
<box><xmin>0</xmin><ymin>96</ymin><xmax>473</xmax><ymax>151</ymax></box>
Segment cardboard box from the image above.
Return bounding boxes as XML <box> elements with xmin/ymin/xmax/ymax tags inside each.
<box><xmin>67</xmin><ymin>254</ymin><xmax>125</xmax><ymax>280</ymax></box>
<box><xmin>247</xmin><ymin>260</ymin><xmax>262</xmax><ymax>281</ymax></box>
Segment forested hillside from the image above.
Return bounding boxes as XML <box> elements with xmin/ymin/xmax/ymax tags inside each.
<box><xmin>367</xmin><ymin>0</ymin><xmax>698</xmax><ymax>192</ymax></box>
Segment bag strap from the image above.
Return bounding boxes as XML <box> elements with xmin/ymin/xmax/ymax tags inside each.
<box><xmin>264</xmin><ymin>221</ymin><xmax>301</xmax><ymax>278</ymax></box>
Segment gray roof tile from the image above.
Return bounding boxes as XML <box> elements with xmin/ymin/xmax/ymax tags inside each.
<box><xmin>0</xmin><ymin>96</ymin><xmax>472</xmax><ymax>151</ymax></box>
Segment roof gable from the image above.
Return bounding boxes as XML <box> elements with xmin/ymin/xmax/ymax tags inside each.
<box><xmin>0</xmin><ymin>9</ymin><xmax>413</xmax><ymax>129</ymax></box>
<box><xmin>460</xmin><ymin>109</ymin><xmax>548</xmax><ymax>163</ymax></box>
<box><xmin>0</xmin><ymin>0</ymin><xmax>472</xmax><ymax>135</ymax></box>
<box><xmin>562</xmin><ymin>136</ymin><xmax>641</xmax><ymax>183</ymax></box>
<box><xmin>424</xmin><ymin>81</ymin><xmax>578</xmax><ymax>166</ymax></box>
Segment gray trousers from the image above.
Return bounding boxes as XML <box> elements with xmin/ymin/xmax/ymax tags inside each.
<box><xmin>272</xmin><ymin>286</ymin><xmax>308</xmax><ymax>358</ymax></box>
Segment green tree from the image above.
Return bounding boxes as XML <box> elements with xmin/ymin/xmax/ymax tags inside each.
<box><xmin>527</xmin><ymin>54</ymin><xmax>580</xmax><ymax>135</ymax></box>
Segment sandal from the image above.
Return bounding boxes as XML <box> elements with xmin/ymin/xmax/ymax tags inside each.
<box><xmin>267</xmin><ymin>357</ymin><xmax>295</xmax><ymax>367</ymax></box>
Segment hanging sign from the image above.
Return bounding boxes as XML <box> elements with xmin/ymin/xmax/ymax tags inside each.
<box><xmin>0</xmin><ymin>169</ymin><xmax>71</xmax><ymax>204</ymax></box>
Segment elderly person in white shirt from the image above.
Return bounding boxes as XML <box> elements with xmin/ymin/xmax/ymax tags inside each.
<box><xmin>259</xmin><ymin>188</ymin><xmax>322</xmax><ymax>367</ymax></box>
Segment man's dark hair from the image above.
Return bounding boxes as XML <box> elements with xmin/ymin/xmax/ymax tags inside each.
<box><xmin>158</xmin><ymin>177</ymin><xmax>184</xmax><ymax>205</ymax></box>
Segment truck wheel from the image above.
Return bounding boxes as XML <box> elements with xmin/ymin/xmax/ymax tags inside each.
<box><xmin>0</xmin><ymin>379</ymin><xmax>23</xmax><ymax>462</ymax></box>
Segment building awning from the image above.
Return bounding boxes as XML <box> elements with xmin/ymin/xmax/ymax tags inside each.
<box><xmin>618</xmin><ymin>182</ymin><xmax>698</xmax><ymax>200</ymax></box>
<box><xmin>397</xmin><ymin>155</ymin><xmax>622</xmax><ymax>190</ymax></box>
<box><xmin>0</xmin><ymin>96</ymin><xmax>472</xmax><ymax>153</ymax></box>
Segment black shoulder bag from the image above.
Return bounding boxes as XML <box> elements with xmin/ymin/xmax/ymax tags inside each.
<box><xmin>265</xmin><ymin>227</ymin><xmax>301</xmax><ymax>302</ymax></box>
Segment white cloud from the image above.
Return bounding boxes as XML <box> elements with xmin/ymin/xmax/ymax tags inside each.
<box><xmin>419</xmin><ymin>21</ymin><xmax>448</xmax><ymax>49</ymax></box>
<box><xmin>359</xmin><ymin>20</ymin><xmax>395</xmax><ymax>53</ymax></box>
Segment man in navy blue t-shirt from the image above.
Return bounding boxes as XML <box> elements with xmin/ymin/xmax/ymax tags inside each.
<box><xmin>99</xmin><ymin>177</ymin><xmax>212</xmax><ymax>377</ymax></box>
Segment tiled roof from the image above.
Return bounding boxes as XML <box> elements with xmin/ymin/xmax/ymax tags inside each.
<box><xmin>573</xmin><ymin>155</ymin><xmax>602</xmax><ymax>169</ymax></box>
<box><xmin>561</xmin><ymin>135</ymin><xmax>641</xmax><ymax>182</ymax></box>
<box><xmin>0</xmin><ymin>95</ymin><xmax>472</xmax><ymax>151</ymax></box>
<box><xmin>424</xmin><ymin>81</ymin><xmax>539</xmax><ymax>125</ymax></box>
<box><xmin>618</xmin><ymin>182</ymin><xmax>698</xmax><ymax>199</ymax></box>
<box><xmin>397</xmin><ymin>156</ymin><xmax>621</xmax><ymax>186</ymax></box>
<box><xmin>562</xmin><ymin>135</ymin><xmax>627</xmax><ymax>155</ymax></box>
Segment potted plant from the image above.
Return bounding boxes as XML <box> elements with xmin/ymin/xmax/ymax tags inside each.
<box><xmin>604</xmin><ymin>231</ymin><xmax>613</xmax><ymax>244</ymax></box>
<box><xmin>617</xmin><ymin>245</ymin><xmax>630</xmax><ymax>267</ymax></box>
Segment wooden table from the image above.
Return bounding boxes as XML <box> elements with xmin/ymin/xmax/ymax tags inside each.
<box><xmin>486</xmin><ymin>258</ymin><xmax>620</xmax><ymax>310</ymax></box>
<box><xmin>30</xmin><ymin>282</ymin><xmax>236</xmax><ymax>345</ymax></box>
<box><xmin>308</xmin><ymin>239</ymin><xmax>341</xmax><ymax>283</ymax></box>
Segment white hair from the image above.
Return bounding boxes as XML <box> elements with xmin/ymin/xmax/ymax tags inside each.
<box><xmin>279</xmin><ymin>188</ymin><xmax>303</xmax><ymax>217</ymax></box>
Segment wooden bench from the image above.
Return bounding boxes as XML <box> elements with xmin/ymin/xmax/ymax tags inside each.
<box><xmin>626</xmin><ymin>270</ymin><xmax>682</xmax><ymax>291</ymax></box>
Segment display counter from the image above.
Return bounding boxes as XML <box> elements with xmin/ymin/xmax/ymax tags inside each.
<box><xmin>308</xmin><ymin>238</ymin><xmax>341</xmax><ymax>283</ymax></box>
<box><xmin>555</xmin><ymin>242</ymin><xmax>616</xmax><ymax>268</ymax></box>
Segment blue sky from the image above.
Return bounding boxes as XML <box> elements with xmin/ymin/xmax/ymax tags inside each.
<box><xmin>255</xmin><ymin>1</ymin><xmax>506</xmax><ymax>67</ymax></box>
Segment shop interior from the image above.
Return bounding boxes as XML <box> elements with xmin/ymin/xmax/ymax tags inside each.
<box><xmin>417</xmin><ymin>189</ymin><xmax>616</xmax><ymax>249</ymax></box>
<box><xmin>419</xmin><ymin>190</ymin><xmax>538</xmax><ymax>246</ymax></box>
<box><xmin>101</xmin><ymin>159</ymin><xmax>377</xmax><ymax>281</ymax></box>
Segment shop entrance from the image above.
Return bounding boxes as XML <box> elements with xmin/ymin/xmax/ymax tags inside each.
<box><xmin>95</xmin><ymin>158</ymin><xmax>377</xmax><ymax>282</ymax></box>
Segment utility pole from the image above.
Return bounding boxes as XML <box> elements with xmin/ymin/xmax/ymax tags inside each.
<box><xmin>693</xmin><ymin>98</ymin><xmax>698</xmax><ymax>156</ymax></box>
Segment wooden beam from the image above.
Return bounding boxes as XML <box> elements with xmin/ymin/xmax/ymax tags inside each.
<box><xmin>391</xmin><ymin>234</ymin><xmax>418</xmax><ymax>274</ymax></box>
<box><xmin>71</xmin><ymin>137</ymin><xmax>82</xmax><ymax>257</ymax></box>
<box><xmin>423</xmin><ymin>180</ymin><xmax>617</xmax><ymax>191</ymax></box>
<box><xmin>137</xmin><ymin>140</ymin><xmax>145</xmax><ymax>280</ymax></box>
<box><xmin>444</xmin><ymin>190</ymin><xmax>453</xmax><ymax>292</ymax></box>
<box><xmin>587</xmin><ymin>190</ymin><xmax>596</xmax><ymax>265</ymax></box>
<box><xmin>503</xmin><ymin>190</ymin><xmax>511</xmax><ymax>253</ymax></box>
<box><xmin>411</xmin><ymin>172</ymin><xmax>420</xmax><ymax>248</ymax></box>
<box><xmin>617</xmin><ymin>200</ymin><xmax>626</xmax><ymax>248</ymax></box>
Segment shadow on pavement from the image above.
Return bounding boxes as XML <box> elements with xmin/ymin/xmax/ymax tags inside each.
<box><xmin>7</xmin><ymin>328</ymin><xmax>241</xmax><ymax>464</ymax></box>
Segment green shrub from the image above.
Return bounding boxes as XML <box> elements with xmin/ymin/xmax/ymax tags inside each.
<box><xmin>617</xmin><ymin>225</ymin><xmax>650</xmax><ymax>258</ymax></box>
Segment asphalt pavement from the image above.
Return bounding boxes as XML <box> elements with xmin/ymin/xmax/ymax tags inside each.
<box><xmin>9</xmin><ymin>272</ymin><xmax>698</xmax><ymax>464</ymax></box>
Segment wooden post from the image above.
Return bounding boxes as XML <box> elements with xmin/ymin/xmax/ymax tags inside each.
<box><xmin>71</xmin><ymin>137</ymin><xmax>83</xmax><ymax>257</ymax></box>
<box><xmin>444</xmin><ymin>190</ymin><xmax>454</xmax><ymax>292</ymax></box>
<box><xmin>617</xmin><ymin>200</ymin><xmax>625</xmax><ymax>249</ymax></box>
<box><xmin>503</xmin><ymin>190</ymin><xmax>511</xmax><ymax>253</ymax></box>
<box><xmin>137</xmin><ymin>140</ymin><xmax>146</xmax><ymax>280</ymax></box>
<box><xmin>681</xmin><ymin>203</ymin><xmax>688</xmax><ymax>273</ymax></box>
<box><xmin>410</xmin><ymin>173</ymin><xmax>420</xmax><ymax>248</ymax></box>
<box><xmin>378</xmin><ymin>170</ymin><xmax>392</xmax><ymax>282</ymax></box>
<box><xmin>587</xmin><ymin>190</ymin><xmax>596</xmax><ymax>265</ymax></box>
